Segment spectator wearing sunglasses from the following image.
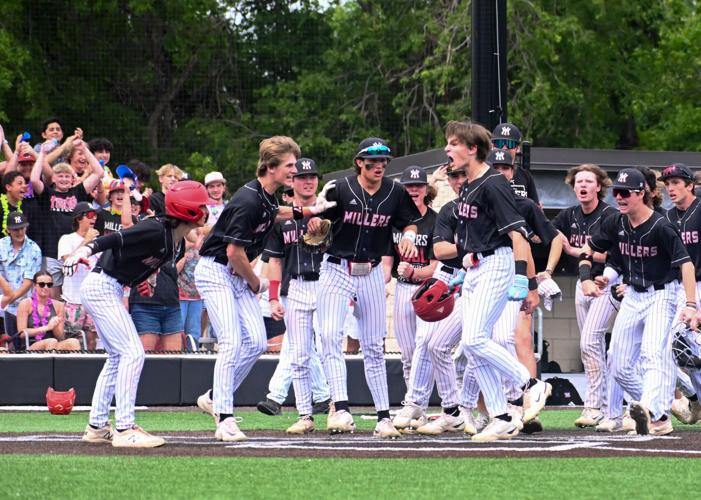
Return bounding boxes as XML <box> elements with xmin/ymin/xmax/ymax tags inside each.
<box><xmin>491</xmin><ymin>123</ymin><xmax>540</xmax><ymax>205</ymax></box>
<box><xmin>58</xmin><ymin>202</ymin><xmax>101</xmax><ymax>350</ymax></box>
<box><xmin>0</xmin><ymin>211</ymin><xmax>42</xmax><ymax>340</ymax></box>
<box><xmin>15</xmin><ymin>271</ymin><xmax>78</xmax><ymax>351</ymax></box>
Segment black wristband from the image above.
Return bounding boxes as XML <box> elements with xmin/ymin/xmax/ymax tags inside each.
<box><xmin>578</xmin><ymin>264</ymin><xmax>593</xmax><ymax>282</ymax></box>
<box><xmin>515</xmin><ymin>260</ymin><xmax>527</xmax><ymax>276</ymax></box>
<box><xmin>292</xmin><ymin>205</ymin><xmax>304</xmax><ymax>220</ymax></box>
<box><xmin>528</xmin><ymin>277</ymin><xmax>537</xmax><ymax>291</ymax></box>
<box><xmin>578</xmin><ymin>252</ymin><xmax>594</xmax><ymax>263</ymax></box>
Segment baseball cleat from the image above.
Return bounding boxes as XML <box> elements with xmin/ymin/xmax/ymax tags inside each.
<box><xmin>286</xmin><ymin>416</ymin><xmax>315</xmax><ymax>435</ymax></box>
<box><xmin>460</xmin><ymin>407</ymin><xmax>478</xmax><ymax>435</ymax></box>
<box><xmin>690</xmin><ymin>400</ymin><xmax>701</xmax><ymax>424</ymax></box>
<box><xmin>327</xmin><ymin>409</ymin><xmax>355</xmax><ymax>434</ymax></box>
<box><xmin>507</xmin><ymin>403</ymin><xmax>524</xmax><ymax>430</ymax></box>
<box><xmin>523</xmin><ymin>380</ymin><xmax>552</xmax><ymax>423</ymax></box>
<box><xmin>82</xmin><ymin>423</ymin><xmax>113</xmax><ymax>444</ymax></box>
<box><xmin>393</xmin><ymin>402</ymin><xmax>425</xmax><ymax>433</ymax></box>
<box><xmin>671</xmin><ymin>396</ymin><xmax>693</xmax><ymax>424</ymax></box>
<box><xmin>649</xmin><ymin>418</ymin><xmax>673</xmax><ymax>436</ymax></box>
<box><xmin>416</xmin><ymin>412</ymin><xmax>464</xmax><ymax>435</ymax></box>
<box><xmin>521</xmin><ymin>417</ymin><xmax>544</xmax><ymax>434</ymax></box>
<box><xmin>474</xmin><ymin>411</ymin><xmax>489</xmax><ymax>433</ymax></box>
<box><xmin>215</xmin><ymin>416</ymin><xmax>247</xmax><ymax>442</ymax></box>
<box><xmin>629</xmin><ymin>401</ymin><xmax>651</xmax><ymax>435</ymax></box>
<box><xmin>374</xmin><ymin>418</ymin><xmax>401</xmax><ymax>439</ymax></box>
<box><xmin>257</xmin><ymin>398</ymin><xmax>283</xmax><ymax>416</ymax></box>
<box><xmin>197</xmin><ymin>390</ymin><xmax>216</xmax><ymax>422</ymax></box>
<box><xmin>574</xmin><ymin>407</ymin><xmax>605</xmax><ymax>428</ymax></box>
<box><xmin>596</xmin><ymin>413</ymin><xmax>637</xmax><ymax>433</ymax></box>
<box><xmin>112</xmin><ymin>425</ymin><xmax>165</xmax><ymax>448</ymax></box>
<box><xmin>471</xmin><ymin>417</ymin><xmax>520</xmax><ymax>442</ymax></box>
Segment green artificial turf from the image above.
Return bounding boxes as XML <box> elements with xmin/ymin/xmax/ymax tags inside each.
<box><xmin>1</xmin><ymin>407</ymin><xmax>699</xmax><ymax>433</ymax></box>
<box><xmin>2</xmin><ymin>455</ymin><xmax>693</xmax><ymax>499</ymax></box>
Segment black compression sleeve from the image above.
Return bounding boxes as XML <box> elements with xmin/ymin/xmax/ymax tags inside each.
<box><xmin>89</xmin><ymin>231</ymin><xmax>124</xmax><ymax>254</ymax></box>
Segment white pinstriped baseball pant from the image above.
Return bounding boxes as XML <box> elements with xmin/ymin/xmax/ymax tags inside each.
<box><xmin>608</xmin><ymin>282</ymin><xmax>678</xmax><ymax>420</ymax></box>
<box><xmin>81</xmin><ymin>271</ymin><xmax>145</xmax><ymax>430</ymax></box>
<box><xmin>195</xmin><ymin>256</ymin><xmax>268</xmax><ymax>415</ymax></box>
<box><xmin>394</xmin><ymin>281</ymin><xmax>426</xmax><ymax>386</ymax></box>
<box><xmin>317</xmin><ymin>256</ymin><xmax>389</xmax><ymax>411</ymax></box>
<box><xmin>575</xmin><ymin>280</ymin><xmax>618</xmax><ymax>411</ymax></box>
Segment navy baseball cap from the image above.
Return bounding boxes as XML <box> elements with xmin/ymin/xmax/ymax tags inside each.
<box><xmin>6</xmin><ymin>211</ymin><xmax>28</xmax><ymax>229</ymax></box>
<box><xmin>294</xmin><ymin>158</ymin><xmax>321</xmax><ymax>177</ymax></box>
<box><xmin>355</xmin><ymin>138</ymin><xmax>392</xmax><ymax>159</ymax></box>
<box><xmin>659</xmin><ymin>163</ymin><xmax>694</xmax><ymax>182</ymax></box>
<box><xmin>611</xmin><ymin>168</ymin><xmax>646</xmax><ymax>191</ymax></box>
<box><xmin>282</xmin><ymin>185</ymin><xmax>294</xmax><ymax>196</ymax></box>
<box><xmin>492</xmin><ymin>123</ymin><xmax>522</xmax><ymax>143</ymax></box>
<box><xmin>72</xmin><ymin>202</ymin><xmax>94</xmax><ymax>218</ymax></box>
<box><xmin>399</xmin><ymin>166</ymin><xmax>428</xmax><ymax>185</ymax></box>
<box><xmin>486</xmin><ymin>149</ymin><xmax>514</xmax><ymax>167</ymax></box>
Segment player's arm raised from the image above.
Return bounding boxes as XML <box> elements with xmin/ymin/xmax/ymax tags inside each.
<box><xmin>265</xmin><ymin>256</ymin><xmax>285</xmax><ymax>320</ymax></box>
<box><xmin>277</xmin><ymin>180</ymin><xmax>337</xmax><ymax>223</ymax></box>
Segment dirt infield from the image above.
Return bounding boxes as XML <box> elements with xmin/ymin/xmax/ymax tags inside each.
<box><xmin>3</xmin><ymin>430</ymin><xmax>701</xmax><ymax>458</ymax></box>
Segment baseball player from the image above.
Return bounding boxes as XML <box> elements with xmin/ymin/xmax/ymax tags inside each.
<box><xmin>579</xmin><ymin>167</ymin><xmax>697</xmax><ymax>436</ymax></box>
<box><xmin>194</xmin><ymin>137</ymin><xmax>334</xmax><ymax>442</ymax></box>
<box><xmin>661</xmin><ymin>163</ymin><xmax>701</xmax><ymax>424</ymax></box>
<box><xmin>393</xmin><ymin>163</ymin><xmax>467</xmax><ymax>433</ymax></box>
<box><xmin>65</xmin><ymin>180</ymin><xmax>209</xmax><ymax>448</ymax></box>
<box><xmin>549</xmin><ymin>163</ymin><xmax>618</xmax><ymax>427</ymax></box>
<box><xmin>262</xmin><ymin>158</ymin><xmax>332</xmax><ymax>433</ymax></box>
<box><xmin>387</xmin><ymin>166</ymin><xmax>438</xmax><ymax>386</ymax></box>
<box><xmin>428</xmin><ymin>121</ymin><xmax>549</xmax><ymax>442</ymax></box>
<box><xmin>491</xmin><ymin>123</ymin><xmax>539</xmax><ymax>204</ymax></box>
<box><xmin>308</xmin><ymin>137</ymin><xmax>420</xmax><ymax>438</ymax></box>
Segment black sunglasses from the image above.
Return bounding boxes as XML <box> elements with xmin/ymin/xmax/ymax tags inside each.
<box><xmin>612</xmin><ymin>188</ymin><xmax>642</xmax><ymax>198</ymax></box>
<box><xmin>363</xmin><ymin>159</ymin><xmax>388</xmax><ymax>169</ymax></box>
<box><xmin>35</xmin><ymin>281</ymin><xmax>54</xmax><ymax>288</ymax></box>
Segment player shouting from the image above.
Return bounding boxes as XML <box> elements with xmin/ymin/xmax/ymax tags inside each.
<box><xmin>66</xmin><ymin>180</ymin><xmax>209</xmax><ymax>448</ymax></box>
<box><xmin>308</xmin><ymin>137</ymin><xmax>421</xmax><ymax>438</ymax></box>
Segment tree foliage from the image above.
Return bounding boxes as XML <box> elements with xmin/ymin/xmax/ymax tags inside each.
<box><xmin>1</xmin><ymin>0</ymin><xmax>699</xmax><ymax>188</ymax></box>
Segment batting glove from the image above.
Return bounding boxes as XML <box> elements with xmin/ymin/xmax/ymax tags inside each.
<box><xmin>537</xmin><ymin>277</ymin><xmax>562</xmax><ymax>311</ymax></box>
<box><xmin>507</xmin><ymin>275</ymin><xmax>529</xmax><ymax>301</ymax></box>
<box><xmin>449</xmin><ymin>269</ymin><xmax>466</xmax><ymax>289</ymax></box>
<box><xmin>63</xmin><ymin>246</ymin><xmax>92</xmax><ymax>277</ymax></box>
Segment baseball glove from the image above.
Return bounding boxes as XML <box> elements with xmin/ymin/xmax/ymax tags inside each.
<box><xmin>299</xmin><ymin>219</ymin><xmax>332</xmax><ymax>254</ymax></box>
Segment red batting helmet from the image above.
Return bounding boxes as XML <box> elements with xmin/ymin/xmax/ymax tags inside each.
<box><xmin>165</xmin><ymin>180</ymin><xmax>209</xmax><ymax>223</ymax></box>
<box><xmin>46</xmin><ymin>387</ymin><xmax>76</xmax><ymax>415</ymax></box>
<box><xmin>411</xmin><ymin>278</ymin><xmax>456</xmax><ymax>322</ymax></box>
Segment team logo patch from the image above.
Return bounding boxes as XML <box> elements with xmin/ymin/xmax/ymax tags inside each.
<box><xmin>617</xmin><ymin>172</ymin><xmax>628</xmax><ymax>183</ymax></box>
<box><xmin>495</xmin><ymin>151</ymin><xmax>506</xmax><ymax>162</ymax></box>
<box><xmin>349</xmin><ymin>199</ymin><xmax>358</xmax><ymax>205</ymax></box>
<box><xmin>410</xmin><ymin>169</ymin><xmax>420</xmax><ymax>179</ymax></box>
<box><xmin>500</xmin><ymin>126</ymin><xmax>511</xmax><ymax>136</ymax></box>
<box><xmin>301</xmin><ymin>160</ymin><xmax>312</xmax><ymax>170</ymax></box>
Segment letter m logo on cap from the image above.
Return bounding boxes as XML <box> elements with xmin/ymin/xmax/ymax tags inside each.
<box><xmin>500</xmin><ymin>126</ymin><xmax>511</xmax><ymax>136</ymax></box>
<box><xmin>617</xmin><ymin>172</ymin><xmax>628</xmax><ymax>183</ymax></box>
<box><xmin>410</xmin><ymin>169</ymin><xmax>420</xmax><ymax>179</ymax></box>
<box><xmin>301</xmin><ymin>160</ymin><xmax>312</xmax><ymax>170</ymax></box>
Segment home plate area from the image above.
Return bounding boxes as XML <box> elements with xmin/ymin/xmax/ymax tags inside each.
<box><xmin>3</xmin><ymin>431</ymin><xmax>701</xmax><ymax>458</ymax></box>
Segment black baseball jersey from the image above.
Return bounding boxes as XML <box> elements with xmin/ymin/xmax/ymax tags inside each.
<box><xmin>432</xmin><ymin>199</ymin><xmax>466</xmax><ymax>269</ymax></box>
<box><xmin>456</xmin><ymin>168</ymin><xmax>526</xmax><ymax>253</ymax></box>
<box><xmin>512</xmin><ymin>168</ymin><xmax>539</xmax><ymax>204</ymax></box>
<box><xmin>149</xmin><ymin>191</ymin><xmax>166</xmax><ymax>217</ymax></box>
<box><xmin>91</xmin><ymin>217</ymin><xmax>183</xmax><ymax>287</ymax></box>
<box><xmin>322</xmin><ymin>176</ymin><xmax>421</xmax><ymax>262</ymax></box>
<box><xmin>390</xmin><ymin>208</ymin><xmax>436</xmax><ymax>283</ymax></box>
<box><xmin>263</xmin><ymin>216</ymin><xmax>324</xmax><ymax>279</ymax></box>
<box><xmin>516</xmin><ymin>197</ymin><xmax>558</xmax><ymax>246</ymax></box>
<box><xmin>666</xmin><ymin>197</ymin><xmax>701</xmax><ymax>281</ymax></box>
<box><xmin>200</xmin><ymin>179</ymin><xmax>279</xmax><ymax>263</ymax></box>
<box><xmin>95</xmin><ymin>209</ymin><xmax>139</xmax><ymax>235</ymax></box>
<box><xmin>552</xmin><ymin>200</ymin><xmax>617</xmax><ymax>278</ymax></box>
<box><xmin>588</xmin><ymin>211</ymin><xmax>690</xmax><ymax>289</ymax></box>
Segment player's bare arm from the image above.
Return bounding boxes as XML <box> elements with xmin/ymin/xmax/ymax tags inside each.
<box><xmin>433</xmin><ymin>241</ymin><xmax>458</xmax><ymax>261</ymax></box>
<box><xmin>266</xmin><ymin>256</ymin><xmax>285</xmax><ymax>320</ymax></box>
<box><xmin>679</xmin><ymin>261</ymin><xmax>698</xmax><ymax>329</ymax></box>
<box><xmin>226</xmin><ymin>243</ymin><xmax>268</xmax><ymax>294</ymax></box>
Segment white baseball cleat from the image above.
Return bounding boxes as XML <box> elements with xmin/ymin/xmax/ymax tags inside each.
<box><xmin>649</xmin><ymin>418</ymin><xmax>674</xmax><ymax>436</ymax></box>
<box><xmin>523</xmin><ymin>380</ymin><xmax>552</xmax><ymax>423</ymax></box>
<box><xmin>197</xmin><ymin>390</ymin><xmax>216</xmax><ymax>422</ymax></box>
<box><xmin>393</xmin><ymin>402</ymin><xmax>425</xmax><ymax>433</ymax></box>
<box><xmin>460</xmin><ymin>407</ymin><xmax>477</xmax><ymax>435</ymax></box>
<box><xmin>215</xmin><ymin>417</ymin><xmax>247</xmax><ymax>442</ymax></box>
<box><xmin>416</xmin><ymin>412</ymin><xmax>464</xmax><ymax>435</ymax></box>
<box><xmin>474</xmin><ymin>411</ymin><xmax>489</xmax><ymax>433</ymax></box>
<box><xmin>82</xmin><ymin>423</ymin><xmax>113</xmax><ymax>444</ymax></box>
<box><xmin>471</xmin><ymin>417</ymin><xmax>520</xmax><ymax>442</ymax></box>
<box><xmin>327</xmin><ymin>409</ymin><xmax>355</xmax><ymax>434</ymax></box>
<box><xmin>112</xmin><ymin>425</ymin><xmax>165</xmax><ymax>448</ymax></box>
<box><xmin>575</xmin><ymin>407</ymin><xmax>605</xmax><ymax>428</ymax></box>
<box><xmin>286</xmin><ymin>416</ymin><xmax>315</xmax><ymax>435</ymax></box>
<box><xmin>507</xmin><ymin>403</ymin><xmax>524</xmax><ymax>430</ymax></box>
<box><xmin>374</xmin><ymin>418</ymin><xmax>401</xmax><ymax>439</ymax></box>
<box><xmin>629</xmin><ymin>401</ymin><xmax>651</xmax><ymax>435</ymax></box>
<box><xmin>671</xmin><ymin>396</ymin><xmax>692</xmax><ymax>424</ymax></box>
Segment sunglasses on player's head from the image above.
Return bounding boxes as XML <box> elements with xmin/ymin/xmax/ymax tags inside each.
<box><xmin>612</xmin><ymin>188</ymin><xmax>642</xmax><ymax>198</ymax></box>
<box><xmin>35</xmin><ymin>281</ymin><xmax>53</xmax><ymax>288</ymax></box>
<box><xmin>359</xmin><ymin>145</ymin><xmax>391</xmax><ymax>157</ymax></box>
<box><xmin>492</xmin><ymin>138</ymin><xmax>519</xmax><ymax>149</ymax></box>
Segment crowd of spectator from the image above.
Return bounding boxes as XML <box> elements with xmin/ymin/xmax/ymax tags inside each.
<box><xmin>0</xmin><ymin>119</ymin><xmax>233</xmax><ymax>354</ymax></box>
